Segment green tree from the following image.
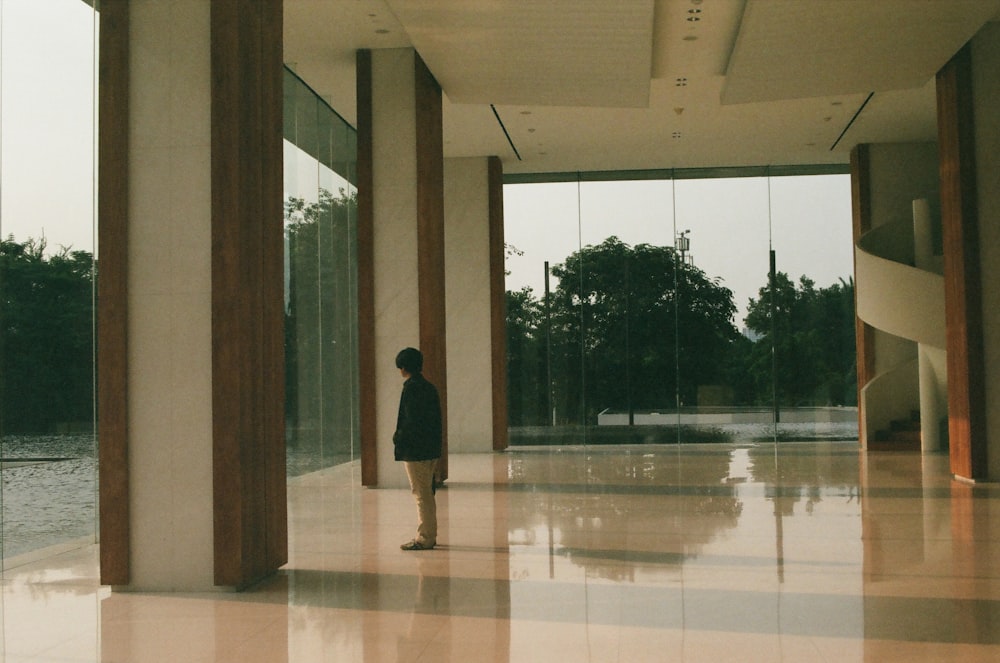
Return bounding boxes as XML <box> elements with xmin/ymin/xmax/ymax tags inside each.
<box><xmin>745</xmin><ymin>273</ymin><xmax>855</xmax><ymax>406</ymax></box>
<box><xmin>505</xmin><ymin>286</ymin><xmax>548</xmax><ymax>425</ymax></box>
<box><xmin>1</xmin><ymin>237</ymin><xmax>94</xmax><ymax>433</ymax></box>
<box><xmin>543</xmin><ymin>237</ymin><xmax>739</xmax><ymax>423</ymax></box>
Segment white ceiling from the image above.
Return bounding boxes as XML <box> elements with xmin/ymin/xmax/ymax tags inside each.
<box><xmin>283</xmin><ymin>0</ymin><xmax>1000</xmax><ymax>176</ymax></box>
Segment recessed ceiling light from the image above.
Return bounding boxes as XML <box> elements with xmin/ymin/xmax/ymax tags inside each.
<box><xmin>687</xmin><ymin>16</ymin><xmax>701</xmax><ymax>22</ymax></box>
<box><xmin>672</xmin><ymin>132</ymin><xmax>682</xmax><ymax>139</ymax></box>
<box><xmin>675</xmin><ymin>77</ymin><xmax>688</xmax><ymax>86</ymax></box>
<box><xmin>688</xmin><ymin>8</ymin><xmax>702</xmax><ymax>13</ymax></box>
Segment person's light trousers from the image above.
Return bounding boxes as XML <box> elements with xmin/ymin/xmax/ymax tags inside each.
<box><xmin>404</xmin><ymin>459</ymin><xmax>438</xmax><ymax>546</ymax></box>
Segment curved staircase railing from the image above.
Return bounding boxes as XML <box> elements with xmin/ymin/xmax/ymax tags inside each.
<box><xmin>854</xmin><ymin>200</ymin><xmax>946</xmax><ymax>451</ymax></box>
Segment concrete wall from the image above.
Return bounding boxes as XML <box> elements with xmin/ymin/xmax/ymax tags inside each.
<box><xmin>444</xmin><ymin>158</ymin><xmax>494</xmax><ymax>453</ymax></box>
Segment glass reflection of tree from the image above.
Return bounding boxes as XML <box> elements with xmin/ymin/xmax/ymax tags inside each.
<box><xmin>284</xmin><ymin>188</ymin><xmax>358</xmax><ymax>474</ymax></box>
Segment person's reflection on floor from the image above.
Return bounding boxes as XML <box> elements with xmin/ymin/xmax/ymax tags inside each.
<box><xmin>397</xmin><ymin>557</ymin><xmax>449</xmax><ymax>661</ymax></box>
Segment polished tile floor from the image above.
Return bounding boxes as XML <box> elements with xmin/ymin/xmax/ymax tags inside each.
<box><xmin>2</xmin><ymin>442</ymin><xmax>999</xmax><ymax>662</ymax></box>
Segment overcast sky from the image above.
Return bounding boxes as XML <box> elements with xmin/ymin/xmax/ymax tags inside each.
<box><xmin>503</xmin><ymin>175</ymin><xmax>855</xmax><ymax>326</ymax></box>
<box><xmin>1</xmin><ymin>0</ymin><xmax>97</xmax><ymax>254</ymax></box>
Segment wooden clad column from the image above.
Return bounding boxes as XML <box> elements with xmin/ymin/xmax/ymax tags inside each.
<box><xmin>99</xmin><ymin>0</ymin><xmax>285</xmax><ymax>590</ymax></box>
<box><xmin>850</xmin><ymin>144</ymin><xmax>875</xmax><ymax>446</ymax></box>
<box><xmin>97</xmin><ymin>0</ymin><xmax>130</xmax><ymax>586</ymax></box>
<box><xmin>211</xmin><ymin>0</ymin><xmax>286</xmax><ymax>586</ymax></box>
<box><xmin>356</xmin><ymin>50</ymin><xmax>378</xmax><ymax>486</ymax></box>
<box><xmin>937</xmin><ymin>43</ymin><xmax>987</xmax><ymax>481</ymax></box>
<box><xmin>415</xmin><ymin>54</ymin><xmax>449</xmax><ymax>479</ymax></box>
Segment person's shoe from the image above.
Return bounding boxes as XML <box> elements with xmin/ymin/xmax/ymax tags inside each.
<box><xmin>400</xmin><ymin>540</ymin><xmax>433</xmax><ymax>551</ymax></box>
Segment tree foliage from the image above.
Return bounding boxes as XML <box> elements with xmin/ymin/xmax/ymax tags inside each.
<box><xmin>510</xmin><ymin>237</ymin><xmax>740</xmax><ymax>424</ymax></box>
<box><xmin>745</xmin><ymin>273</ymin><xmax>856</xmax><ymax>406</ymax></box>
<box><xmin>1</xmin><ymin>237</ymin><xmax>94</xmax><ymax>433</ymax></box>
<box><xmin>505</xmin><ymin>238</ymin><xmax>857</xmax><ymax>426</ymax></box>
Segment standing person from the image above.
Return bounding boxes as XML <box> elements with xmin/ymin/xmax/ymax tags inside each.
<box><xmin>393</xmin><ymin>347</ymin><xmax>442</xmax><ymax>551</ymax></box>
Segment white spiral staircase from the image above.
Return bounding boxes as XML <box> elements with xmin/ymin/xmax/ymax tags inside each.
<box><xmin>854</xmin><ymin>199</ymin><xmax>947</xmax><ymax>451</ymax></box>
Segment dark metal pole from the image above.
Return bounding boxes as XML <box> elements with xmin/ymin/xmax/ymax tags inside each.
<box><xmin>625</xmin><ymin>254</ymin><xmax>633</xmax><ymax>426</ymax></box>
<box><xmin>770</xmin><ymin>249</ymin><xmax>779</xmax><ymax>425</ymax></box>
<box><xmin>544</xmin><ymin>261</ymin><xmax>553</xmax><ymax>426</ymax></box>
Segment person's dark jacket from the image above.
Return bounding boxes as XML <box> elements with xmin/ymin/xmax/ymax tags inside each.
<box><xmin>393</xmin><ymin>373</ymin><xmax>442</xmax><ymax>461</ymax></box>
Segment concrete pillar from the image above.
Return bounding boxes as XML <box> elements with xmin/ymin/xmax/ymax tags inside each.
<box><xmin>98</xmin><ymin>0</ymin><xmax>285</xmax><ymax>590</ymax></box>
<box><xmin>128</xmin><ymin>0</ymin><xmax>214</xmax><ymax>591</ymax></box>
<box><xmin>445</xmin><ymin>157</ymin><xmax>496</xmax><ymax>453</ymax></box>
<box><xmin>357</xmin><ymin>48</ymin><xmax>447</xmax><ymax>487</ymax></box>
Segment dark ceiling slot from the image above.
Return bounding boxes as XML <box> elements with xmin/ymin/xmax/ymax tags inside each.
<box><xmin>831</xmin><ymin>92</ymin><xmax>874</xmax><ymax>151</ymax></box>
<box><xmin>491</xmin><ymin>104</ymin><xmax>522</xmax><ymax>161</ymax></box>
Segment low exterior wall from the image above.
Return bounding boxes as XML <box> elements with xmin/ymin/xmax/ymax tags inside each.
<box><xmin>597</xmin><ymin>407</ymin><xmax>859</xmax><ymax>426</ymax></box>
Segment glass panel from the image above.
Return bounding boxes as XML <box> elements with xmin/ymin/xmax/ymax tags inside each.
<box><xmin>674</xmin><ymin>177</ymin><xmax>772</xmax><ymax>444</ymax></box>
<box><xmin>577</xmin><ymin>180</ymin><xmax>675</xmax><ymax>444</ymax></box>
<box><xmin>767</xmin><ymin>174</ymin><xmax>858</xmax><ymax>441</ymax></box>
<box><xmin>0</xmin><ymin>0</ymin><xmax>98</xmax><ymax>565</ymax></box>
<box><xmin>505</xmin><ymin>172</ymin><xmax>856</xmax><ymax>450</ymax></box>
<box><xmin>503</xmin><ymin>182</ymin><xmax>582</xmax><ymax>445</ymax></box>
<box><xmin>282</xmin><ymin>69</ymin><xmax>359</xmax><ymax>476</ymax></box>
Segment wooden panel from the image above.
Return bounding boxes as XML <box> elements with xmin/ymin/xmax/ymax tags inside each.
<box><xmin>850</xmin><ymin>144</ymin><xmax>875</xmax><ymax>444</ymax></box>
<box><xmin>937</xmin><ymin>44</ymin><xmax>987</xmax><ymax>481</ymax></box>
<box><xmin>414</xmin><ymin>53</ymin><xmax>448</xmax><ymax>479</ymax></box>
<box><xmin>260</xmin><ymin>0</ymin><xmax>287</xmax><ymax>573</ymax></box>
<box><xmin>355</xmin><ymin>49</ymin><xmax>378</xmax><ymax>487</ymax></box>
<box><xmin>210</xmin><ymin>0</ymin><xmax>286</xmax><ymax>587</ymax></box>
<box><xmin>488</xmin><ymin>156</ymin><xmax>509</xmax><ymax>451</ymax></box>
<box><xmin>97</xmin><ymin>0</ymin><xmax>130</xmax><ymax>587</ymax></box>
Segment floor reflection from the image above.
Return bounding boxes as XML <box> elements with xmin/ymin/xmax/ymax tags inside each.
<box><xmin>1</xmin><ymin>442</ymin><xmax>999</xmax><ymax>661</ymax></box>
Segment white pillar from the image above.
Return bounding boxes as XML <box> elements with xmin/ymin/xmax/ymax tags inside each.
<box><xmin>370</xmin><ymin>48</ymin><xmax>427</xmax><ymax>488</ymax></box>
<box><xmin>445</xmin><ymin>157</ymin><xmax>495</xmax><ymax>452</ymax></box>
<box><xmin>127</xmin><ymin>1</ymin><xmax>214</xmax><ymax>590</ymax></box>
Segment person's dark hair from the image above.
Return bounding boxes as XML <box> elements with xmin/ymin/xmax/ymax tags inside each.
<box><xmin>395</xmin><ymin>347</ymin><xmax>423</xmax><ymax>374</ymax></box>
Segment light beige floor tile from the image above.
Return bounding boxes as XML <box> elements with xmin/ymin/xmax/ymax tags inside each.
<box><xmin>4</xmin><ymin>443</ymin><xmax>1000</xmax><ymax>661</ymax></box>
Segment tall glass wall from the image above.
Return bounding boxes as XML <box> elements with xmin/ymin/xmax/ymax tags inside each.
<box><xmin>0</xmin><ymin>0</ymin><xmax>99</xmax><ymax>565</ymax></box>
<box><xmin>283</xmin><ymin>69</ymin><xmax>360</xmax><ymax>475</ymax></box>
<box><xmin>504</xmin><ymin>171</ymin><xmax>857</xmax><ymax>446</ymax></box>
